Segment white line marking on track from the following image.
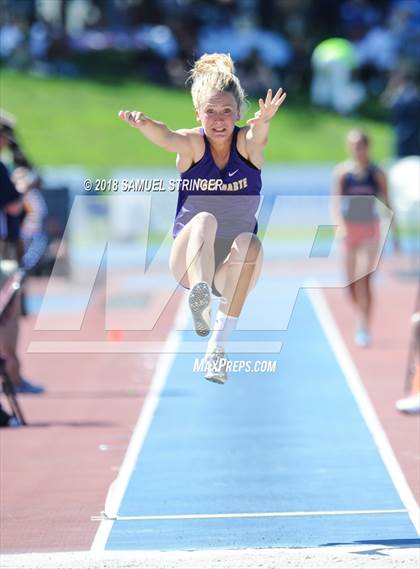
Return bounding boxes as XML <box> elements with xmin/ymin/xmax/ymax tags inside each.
<box><xmin>90</xmin><ymin>294</ymin><xmax>189</xmax><ymax>552</ymax></box>
<box><xmin>306</xmin><ymin>284</ymin><xmax>420</xmax><ymax>536</ymax></box>
<box><xmin>28</xmin><ymin>341</ymin><xmax>282</xmax><ymax>353</ymax></box>
<box><xmin>92</xmin><ymin>508</ymin><xmax>408</xmax><ymax>522</ymax></box>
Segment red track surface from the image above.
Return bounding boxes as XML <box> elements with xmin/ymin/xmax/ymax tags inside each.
<box><xmin>325</xmin><ymin>256</ymin><xmax>420</xmax><ymax>503</ymax></box>
<box><xmin>0</xmin><ymin>275</ymin><xmax>181</xmax><ymax>553</ymax></box>
<box><xmin>1</xmin><ymin>256</ymin><xmax>418</xmax><ymax>553</ymax></box>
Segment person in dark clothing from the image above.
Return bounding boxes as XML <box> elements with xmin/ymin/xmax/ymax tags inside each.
<box><xmin>0</xmin><ymin>111</ymin><xmax>46</xmax><ymax>395</ymax></box>
<box><xmin>0</xmin><ymin>161</ymin><xmax>22</xmax><ymax>427</ymax></box>
<box><xmin>384</xmin><ymin>73</ymin><xmax>420</xmax><ymax>158</ymax></box>
<box><xmin>0</xmin><ymin>161</ymin><xmax>45</xmax><ymax>398</ymax></box>
<box><xmin>0</xmin><ymin>162</ymin><xmax>21</xmax><ymax>211</ymax></box>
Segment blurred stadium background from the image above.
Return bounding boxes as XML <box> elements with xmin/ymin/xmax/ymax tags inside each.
<box><xmin>1</xmin><ymin>0</ymin><xmax>419</xmax><ymax>270</ymax></box>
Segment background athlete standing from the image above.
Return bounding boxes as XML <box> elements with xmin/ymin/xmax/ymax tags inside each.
<box><xmin>332</xmin><ymin>129</ymin><xmax>399</xmax><ymax>348</ymax></box>
<box><xmin>119</xmin><ymin>53</ymin><xmax>286</xmax><ymax>383</ymax></box>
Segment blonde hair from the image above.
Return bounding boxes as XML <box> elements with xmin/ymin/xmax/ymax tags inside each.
<box><xmin>189</xmin><ymin>53</ymin><xmax>247</xmax><ymax>118</ymax></box>
<box><xmin>346</xmin><ymin>128</ymin><xmax>370</xmax><ymax>146</ymax></box>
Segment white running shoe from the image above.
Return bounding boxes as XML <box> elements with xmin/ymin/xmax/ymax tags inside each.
<box><xmin>204</xmin><ymin>344</ymin><xmax>229</xmax><ymax>384</ymax></box>
<box><xmin>189</xmin><ymin>281</ymin><xmax>211</xmax><ymax>337</ymax></box>
<box><xmin>396</xmin><ymin>393</ymin><xmax>420</xmax><ymax>414</ymax></box>
<box><xmin>355</xmin><ymin>327</ymin><xmax>370</xmax><ymax>348</ymax></box>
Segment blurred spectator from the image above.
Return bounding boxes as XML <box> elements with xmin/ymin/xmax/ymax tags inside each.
<box><xmin>29</xmin><ymin>19</ymin><xmax>51</xmax><ymax>60</ymax></box>
<box><xmin>354</xmin><ymin>25</ymin><xmax>397</xmax><ymax>94</ymax></box>
<box><xmin>0</xmin><ymin>111</ymin><xmax>49</xmax><ymax>274</ymax></box>
<box><xmin>0</xmin><ymin>229</ymin><xmax>44</xmax><ymax>395</ymax></box>
<box><xmin>355</xmin><ymin>25</ymin><xmax>396</xmax><ymax>72</ymax></box>
<box><xmin>29</xmin><ymin>18</ymin><xmax>52</xmax><ymax>73</ymax></box>
<box><xmin>198</xmin><ymin>25</ymin><xmax>291</xmax><ymax>72</ymax></box>
<box><xmin>389</xmin><ymin>0</ymin><xmax>420</xmax><ymax>65</ymax></box>
<box><xmin>0</xmin><ymin>161</ymin><xmax>23</xmax><ymax>428</ymax></box>
<box><xmin>0</xmin><ymin>161</ymin><xmax>22</xmax><ymax>261</ymax></box>
<box><xmin>311</xmin><ymin>37</ymin><xmax>365</xmax><ymax>114</ymax></box>
<box><xmin>396</xmin><ymin>288</ymin><xmax>420</xmax><ymax>414</ymax></box>
<box><xmin>0</xmin><ymin>14</ymin><xmax>32</xmax><ymax>70</ymax></box>
<box><xmin>339</xmin><ymin>0</ymin><xmax>381</xmax><ymax>41</ymax></box>
<box><xmin>0</xmin><ymin>109</ymin><xmax>32</xmax><ymax>170</ymax></box>
<box><xmin>134</xmin><ymin>24</ymin><xmax>178</xmax><ymax>59</ymax></box>
<box><xmin>262</xmin><ymin>0</ymin><xmax>310</xmax><ymax>38</ymax></box>
<box><xmin>237</xmin><ymin>48</ymin><xmax>278</xmax><ymax>97</ymax></box>
<box><xmin>306</xmin><ymin>0</ymin><xmax>341</xmax><ymax>43</ymax></box>
<box><xmin>166</xmin><ymin>14</ymin><xmax>200</xmax><ymax>61</ymax></box>
<box><xmin>11</xmin><ymin>167</ymin><xmax>49</xmax><ymax>275</ymax></box>
<box><xmin>0</xmin><ymin>162</ymin><xmax>44</xmax><ymax>395</ymax></box>
<box><xmin>0</xmin><ymin>114</ymin><xmax>45</xmax><ymax>395</ymax></box>
<box><xmin>383</xmin><ymin>72</ymin><xmax>420</xmax><ymax>158</ymax></box>
<box><xmin>0</xmin><ymin>0</ymin><xmax>419</xmax><ymax>112</ymax></box>
<box><xmin>0</xmin><ymin>16</ymin><xmax>24</xmax><ymax>60</ymax></box>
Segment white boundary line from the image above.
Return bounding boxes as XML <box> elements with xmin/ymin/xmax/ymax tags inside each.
<box><xmin>91</xmin><ymin>283</ymin><xmax>419</xmax><ymax>553</ymax></box>
<box><xmin>90</xmin><ymin>295</ymin><xmax>189</xmax><ymax>552</ymax></box>
<box><xmin>28</xmin><ymin>340</ymin><xmax>282</xmax><ymax>354</ymax></box>
<box><xmin>306</xmin><ymin>284</ymin><xmax>420</xmax><ymax>536</ymax></box>
<box><xmin>92</xmin><ymin>508</ymin><xmax>407</xmax><ymax>522</ymax></box>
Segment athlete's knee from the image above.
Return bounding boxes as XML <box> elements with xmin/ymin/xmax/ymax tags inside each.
<box><xmin>232</xmin><ymin>233</ymin><xmax>262</xmax><ymax>263</ymax></box>
<box><xmin>347</xmin><ymin>282</ymin><xmax>357</xmax><ymax>299</ymax></box>
<box><xmin>191</xmin><ymin>212</ymin><xmax>218</xmax><ymax>236</ymax></box>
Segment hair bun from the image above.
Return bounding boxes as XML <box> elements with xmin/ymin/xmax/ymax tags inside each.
<box><xmin>191</xmin><ymin>53</ymin><xmax>235</xmax><ymax>80</ymax></box>
<box><xmin>189</xmin><ymin>53</ymin><xmax>246</xmax><ymax>118</ymax></box>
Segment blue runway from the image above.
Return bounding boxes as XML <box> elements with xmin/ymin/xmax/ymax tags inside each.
<box><xmin>103</xmin><ymin>288</ymin><xmax>419</xmax><ymax>550</ymax></box>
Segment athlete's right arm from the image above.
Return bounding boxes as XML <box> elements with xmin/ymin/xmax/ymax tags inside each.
<box><xmin>118</xmin><ymin>111</ymin><xmax>194</xmax><ymax>156</ymax></box>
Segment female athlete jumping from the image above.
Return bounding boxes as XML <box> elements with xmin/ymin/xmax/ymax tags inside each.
<box><xmin>119</xmin><ymin>53</ymin><xmax>286</xmax><ymax>382</ymax></box>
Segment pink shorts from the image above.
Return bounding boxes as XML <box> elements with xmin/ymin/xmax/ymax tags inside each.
<box><xmin>344</xmin><ymin>221</ymin><xmax>380</xmax><ymax>250</ymax></box>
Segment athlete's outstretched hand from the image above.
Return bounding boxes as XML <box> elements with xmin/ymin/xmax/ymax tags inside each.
<box><xmin>118</xmin><ymin>110</ymin><xmax>148</xmax><ymax>129</ymax></box>
<box><xmin>246</xmin><ymin>88</ymin><xmax>287</xmax><ymax>126</ymax></box>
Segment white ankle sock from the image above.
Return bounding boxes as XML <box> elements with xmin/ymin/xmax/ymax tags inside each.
<box><xmin>357</xmin><ymin>317</ymin><xmax>368</xmax><ymax>332</ymax></box>
<box><xmin>208</xmin><ymin>309</ymin><xmax>238</xmax><ymax>350</ymax></box>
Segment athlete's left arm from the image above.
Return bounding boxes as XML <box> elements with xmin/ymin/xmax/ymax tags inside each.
<box><xmin>375</xmin><ymin>167</ymin><xmax>400</xmax><ymax>251</ymax></box>
<box><xmin>244</xmin><ymin>88</ymin><xmax>287</xmax><ymax>163</ymax></box>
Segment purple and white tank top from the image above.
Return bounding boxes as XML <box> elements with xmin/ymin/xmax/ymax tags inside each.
<box><xmin>173</xmin><ymin>126</ymin><xmax>262</xmax><ymax>239</ymax></box>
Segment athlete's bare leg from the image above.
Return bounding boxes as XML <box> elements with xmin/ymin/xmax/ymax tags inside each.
<box><xmin>353</xmin><ymin>240</ymin><xmax>379</xmax><ymax>328</ymax></box>
<box><xmin>169</xmin><ymin>212</ymin><xmax>217</xmax><ymax>289</ymax></box>
<box><xmin>213</xmin><ymin>233</ymin><xmax>263</xmax><ymax>317</ymax></box>
<box><xmin>344</xmin><ymin>248</ymin><xmax>358</xmax><ymax>306</ymax></box>
<box><xmin>354</xmin><ymin>274</ymin><xmax>372</xmax><ymax>328</ymax></box>
<box><xmin>344</xmin><ymin>240</ymin><xmax>379</xmax><ymax>345</ymax></box>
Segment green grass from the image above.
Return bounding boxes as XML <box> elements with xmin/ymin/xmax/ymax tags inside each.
<box><xmin>1</xmin><ymin>69</ymin><xmax>392</xmax><ymax>174</ymax></box>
